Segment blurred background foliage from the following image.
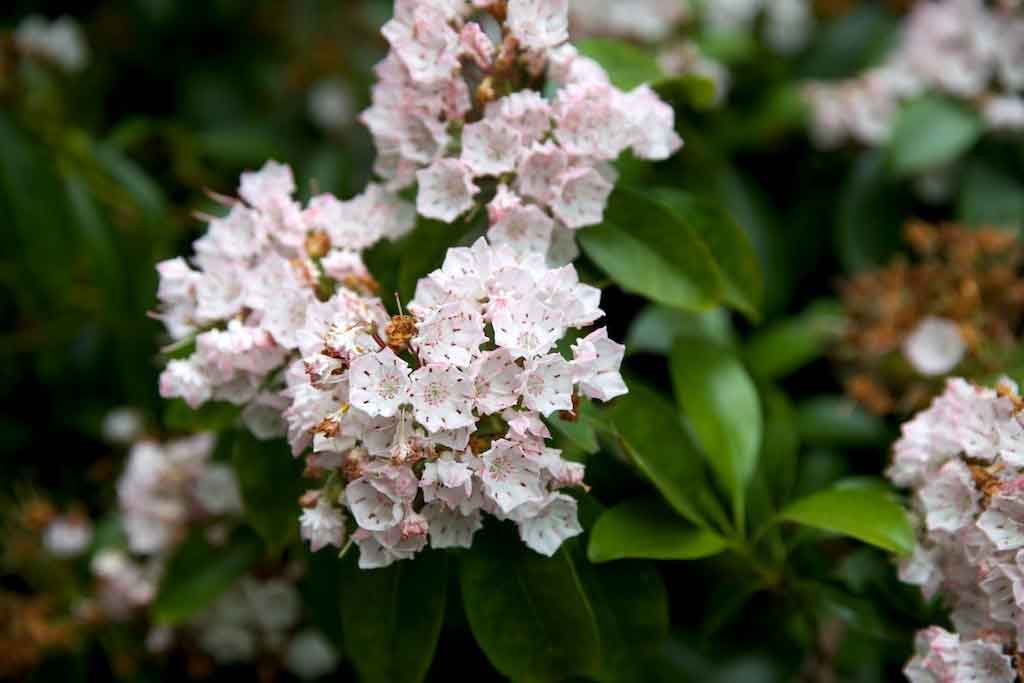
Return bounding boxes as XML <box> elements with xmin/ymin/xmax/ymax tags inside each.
<box><xmin>2</xmin><ymin>1</ymin><xmax>1023</xmax><ymax>682</ymax></box>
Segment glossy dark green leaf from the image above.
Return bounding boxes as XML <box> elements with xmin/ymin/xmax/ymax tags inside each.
<box><xmin>958</xmin><ymin>160</ymin><xmax>1024</xmax><ymax>227</ymax></box>
<box><xmin>749</xmin><ymin>387</ymin><xmax>800</xmax><ymax>522</ymax></box>
<box><xmin>670</xmin><ymin>338</ymin><xmax>762</xmax><ymax>520</ymax></box>
<box><xmin>836</xmin><ymin>150</ymin><xmax>910</xmax><ymax>273</ymax></box>
<box><xmin>778</xmin><ymin>487</ymin><xmax>914</xmax><ymax>554</ymax></box>
<box><xmin>164</xmin><ymin>399</ymin><xmax>241</xmax><ymax>433</ymax></box>
<box><xmin>743</xmin><ymin>300</ymin><xmax>844</xmax><ymax>380</ymax></box>
<box><xmin>231</xmin><ymin>431</ymin><xmax>305</xmax><ymax>552</ymax></box>
<box><xmin>340</xmin><ymin>550</ymin><xmax>448</xmax><ymax>683</ymax></box>
<box><xmin>580</xmin><ymin>188</ymin><xmax>723</xmax><ymax>313</ymax></box>
<box><xmin>152</xmin><ymin>526</ymin><xmax>264</xmax><ymax>624</ymax></box>
<box><xmin>576</xmin><ymin>38</ymin><xmax>662</xmax><ymax>90</ymax></box>
<box><xmin>626</xmin><ymin>305</ymin><xmax>734</xmax><ymax>356</ymax></box>
<box><xmin>889</xmin><ymin>96</ymin><xmax>982</xmax><ymax>176</ymax></box>
<box><xmin>589</xmin><ymin>498</ymin><xmax>728</xmax><ymax>563</ymax></box>
<box><xmin>795</xmin><ymin>396</ymin><xmax>891</xmax><ymax>449</ymax></box>
<box><xmin>651</xmin><ymin>189</ymin><xmax>763</xmax><ymax>321</ymax></box>
<box><xmin>460</xmin><ymin>523</ymin><xmax>601</xmax><ymax>682</ymax></box>
<box><xmin>603</xmin><ymin>381</ymin><xmax>714</xmax><ymax>527</ymax></box>
<box><xmin>652</xmin><ymin>72</ymin><xmax>719</xmax><ymax>110</ymax></box>
<box><xmin>569</xmin><ymin>530</ymin><xmax>670</xmax><ymax>680</ymax></box>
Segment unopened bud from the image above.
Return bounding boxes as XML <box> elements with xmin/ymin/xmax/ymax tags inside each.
<box><xmin>305</xmin><ymin>230</ymin><xmax>331</xmax><ymax>259</ymax></box>
<box><xmin>385</xmin><ymin>314</ymin><xmax>417</xmax><ymax>353</ymax></box>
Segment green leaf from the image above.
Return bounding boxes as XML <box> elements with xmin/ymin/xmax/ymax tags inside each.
<box><xmin>460</xmin><ymin>523</ymin><xmax>601</xmax><ymax>682</ymax></box>
<box><xmin>589</xmin><ymin>498</ymin><xmax>728</xmax><ymax>563</ymax></box>
<box><xmin>340</xmin><ymin>550</ymin><xmax>448</xmax><ymax>683</ymax></box>
<box><xmin>576</xmin><ymin>38</ymin><xmax>662</xmax><ymax>90</ymax></box>
<box><xmin>164</xmin><ymin>399</ymin><xmax>241</xmax><ymax>433</ymax></box>
<box><xmin>957</xmin><ymin>160</ymin><xmax>1024</xmax><ymax>227</ymax></box>
<box><xmin>547</xmin><ymin>399</ymin><xmax>600</xmax><ymax>455</ymax></box>
<box><xmin>603</xmin><ymin>381</ymin><xmax>715</xmax><ymax>528</ymax></box>
<box><xmin>651</xmin><ymin>189</ymin><xmax>763</xmax><ymax>321</ymax></box>
<box><xmin>889</xmin><ymin>96</ymin><xmax>982</xmax><ymax>175</ymax></box>
<box><xmin>232</xmin><ymin>431</ymin><xmax>305</xmax><ymax>552</ymax></box>
<box><xmin>749</xmin><ymin>387</ymin><xmax>800</xmax><ymax>521</ymax></box>
<box><xmin>652</xmin><ymin>72</ymin><xmax>719</xmax><ymax>111</ymax></box>
<box><xmin>743</xmin><ymin>300</ymin><xmax>844</xmax><ymax>380</ymax></box>
<box><xmin>569</xmin><ymin>532</ymin><xmax>670</xmax><ymax>680</ymax></box>
<box><xmin>626</xmin><ymin>305</ymin><xmax>734</xmax><ymax>356</ymax></box>
<box><xmin>152</xmin><ymin>526</ymin><xmax>264</xmax><ymax>624</ymax></box>
<box><xmin>795</xmin><ymin>396</ymin><xmax>891</xmax><ymax>449</ymax></box>
<box><xmin>579</xmin><ymin>188</ymin><xmax>723</xmax><ymax>313</ymax></box>
<box><xmin>778</xmin><ymin>487</ymin><xmax>914</xmax><ymax>554</ymax></box>
<box><xmin>670</xmin><ymin>337</ymin><xmax>762</xmax><ymax>522</ymax></box>
<box><xmin>836</xmin><ymin>150</ymin><xmax>910</xmax><ymax>273</ymax></box>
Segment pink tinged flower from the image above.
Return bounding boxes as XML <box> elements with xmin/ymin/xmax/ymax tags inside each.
<box><xmin>459</xmin><ymin>22</ymin><xmax>494</xmax><ymax>69</ymax></box>
<box><xmin>485</xmin><ymin>92</ymin><xmax>552</xmax><ymax>146</ymax></box>
<box><xmin>979</xmin><ymin>563</ymin><xmax>1024</xmax><ymax>626</ymax></box>
<box><xmin>381</xmin><ymin>5</ymin><xmax>461</xmax><ymax>86</ymax></box>
<box><xmin>539</xmin><ymin>266</ymin><xmax>603</xmax><ymax>327</ymax></box>
<box><xmin>955</xmin><ymin>639</ymin><xmax>1015</xmax><ymax>683</ymax></box>
<box><xmin>919</xmin><ymin>460</ymin><xmax>979</xmax><ymax>533</ymax></box>
<box><xmin>978</xmin><ymin>495</ymin><xmax>1024</xmax><ymax>551</ymax></box>
<box><xmin>194</xmin><ymin>205</ymin><xmax>269</xmax><ymax>262</ymax></box>
<box><xmin>413</xmin><ymin>301</ymin><xmax>487</xmax><ymax>367</ymax></box>
<box><xmin>421</xmin><ymin>453</ymin><xmax>475</xmax><ymax>509</ymax></box>
<box><xmin>492</xmin><ymin>297</ymin><xmax>565</xmax><ymax>359</ymax></box>
<box><xmin>303</xmin><ymin>193</ymin><xmax>382</xmax><ymax>251</ymax></box>
<box><xmin>487</xmin><ymin>202</ymin><xmax>555</xmax><ymax>257</ymax></box>
<box><xmin>422</xmin><ymin>502</ymin><xmax>482</xmax><ymax>549</ymax></box>
<box><xmin>571</xmin><ymin>328</ymin><xmax>627</xmax><ymax>402</ymax></box>
<box><xmin>353</xmin><ymin>525</ymin><xmax>426</xmax><ymax>569</ymax></box>
<box><xmin>480</xmin><ymin>440</ymin><xmax>546</xmax><ymax>513</ymax></box>
<box><xmin>469</xmin><ymin>349</ymin><xmax>521</xmax><ymax>415</ymax></box>
<box><xmin>409</xmin><ymin>363</ymin><xmax>476</xmax><ymax>431</ymax></box>
<box><xmin>416</xmin><ymin>159</ymin><xmax>480</xmax><ymax>223</ymax></box>
<box><xmin>903</xmin><ymin>317</ymin><xmax>966</xmax><ymax>377</ymax></box>
<box><xmin>553</xmin><ymin>83</ymin><xmax>631</xmax><ymax>159</ymax></box>
<box><xmin>503</xmin><ymin>409</ymin><xmax>551</xmax><ymax>441</ymax></box>
<box><xmin>516</xmin><ymin>142</ymin><xmax>569</xmax><ymax>204</ymax></box>
<box><xmin>399</xmin><ymin>511</ymin><xmax>430</xmax><ymax>541</ymax></box>
<box><xmin>348</xmin><ymin>349</ymin><xmax>412</xmax><ymax>418</ymax></box>
<box><xmin>899</xmin><ymin>545</ymin><xmax>942</xmax><ymax>600</ymax></box>
<box><xmin>506</xmin><ymin>0</ymin><xmax>569</xmax><ymax>51</ymax></box>
<box><xmin>461</xmin><ymin>119</ymin><xmax>523</xmax><ymax>176</ymax></box>
<box><xmin>520</xmin><ymin>354</ymin><xmax>574</xmax><ymax>415</ymax></box>
<box><xmin>43</xmin><ymin>516</ymin><xmax>93</xmax><ymax>558</ymax></box>
<box><xmin>321</xmin><ymin>250</ymin><xmax>371</xmax><ymax>284</ymax></box>
<box><xmin>160</xmin><ymin>359</ymin><xmax>212</xmax><ymax>409</ymax></box>
<box><xmin>300</xmin><ymin>497</ymin><xmax>347</xmax><ymax>552</ymax></box>
<box><xmin>239</xmin><ymin>160</ymin><xmax>296</xmax><ymax>211</ymax></box>
<box><xmin>905</xmin><ymin>627</ymin><xmax>959</xmax><ymax>682</ymax></box>
<box><xmin>517</xmin><ymin>493</ymin><xmax>583</xmax><ymax>556</ymax></box>
<box><xmin>550</xmin><ymin>166</ymin><xmax>614</xmax><ymax>229</ymax></box>
<box><xmin>345</xmin><ymin>477</ymin><xmax>404</xmax><ymax>531</ymax></box>
<box><xmin>194</xmin><ymin>261</ymin><xmax>246</xmax><ymax>322</ymax></box>
<box><xmin>621</xmin><ymin>85</ymin><xmax>683</xmax><ymax>160</ymax></box>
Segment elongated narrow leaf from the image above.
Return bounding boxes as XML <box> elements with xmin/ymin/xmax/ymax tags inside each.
<box><xmin>889</xmin><ymin>96</ymin><xmax>982</xmax><ymax>175</ymax></box>
<box><xmin>579</xmin><ymin>188</ymin><xmax>723</xmax><ymax>313</ymax></box>
<box><xmin>670</xmin><ymin>338</ymin><xmax>762</xmax><ymax>518</ymax></box>
<box><xmin>576</xmin><ymin>38</ymin><xmax>662</xmax><ymax>90</ymax></box>
<box><xmin>778</xmin><ymin>487</ymin><xmax>914</xmax><ymax>554</ymax></box>
<box><xmin>232</xmin><ymin>431</ymin><xmax>306</xmax><ymax>552</ymax></box>
<box><xmin>460</xmin><ymin>523</ymin><xmax>600</xmax><ymax>682</ymax></box>
<box><xmin>340</xmin><ymin>550</ymin><xmax>448</xmax><ymax>683</ymax></box>
<box><xmin>796</xmin><ymin>396</ymin><xmax>891</xmax><ymax>448</ymax></box>
<box><xmin>748</xmin><ymin>387</ymin><xmax>800</xmax><ymax>525</ymax></box>
<box><xmin>743</xmin><ymin>300</ymin><xmax>844</xmax><ymax>380</ymax></box>
<box><xmin>626</xmin><ymin>305</ymin><xmax>735</xmax><ymax>356</ymax></box>
<box><xmin>651</xmin><ymin>189</ymin><xmax>763</xmax><ymax>321</ymax></box>
<box><xmin>152</xmin><ymin>526</ymin><xmax>264</xmax><ymax>624</ymax></box>
<box><xmin>589</xmin><ymin>498</ymin><xmax>728</xmax><ymax>563</ymax></box>
<box><xmin>603</xmin><ymin>381</ymin><xmax>715</xmax><ymax>527</ymax></box>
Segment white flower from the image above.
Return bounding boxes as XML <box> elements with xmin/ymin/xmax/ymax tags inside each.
<box><xmin>409</xmin><ymin>363</ymin><xmax>476</xmax><ymax>431</ymax></box>
<box><xmin>461</xmin><ymin>120</ymin><xmax>522</xmax><ymax>176</ymax></box>
<box><xmin>42</xmin><ymin>516</ymin><xmax>92</xmax><ymax>558</ymax></box>
<box><xmin>194</xmin><ymin>464</ymin><xmax>244</xmax><ymax>516</ymax></box>
<box><xmin>571</xmin><ymin>328</ymin><xmax>627</xmax><ymax>401</ymax></box>
<box><xmin>286</xmin><ymin>630</ymin><xmax>340</xmax><ymax>680</ymax></box>
<box><xmin>416</xmin><ymin>159</ymin><xmax>479</xmax><ymax>223</ymax></box>
<box><xmin>506</xmin><ymin>0</ymin><xmax>569</xmax><ymax>51</ymax></box>
<box><xmin>349</xmin><ymin>349</ymin><xmax>412</xmax><ymax>418</ymax></box>
<box><xmin>903</xmin><ymin>316</ymin><xmax>967</xmax><ymax>376</ymax></box>
<box><xmin>300</xmin><ymin>497</ymin><xmax>348</xmax><ymax>552</ymax></box>
<box><xmin>480</xmin><ymin>440</ymin><xmax>545</xmax><ymax>513</ymax></box>
<box><xmin>422</xmin><ymin>502</ymin><xmax>482</xmax><ymax>549</ymax></box>
<box><xmin>520</xmin><ymin>354</ymin><xmax>574</xmax><ymax>415</ymax></box>
<box><xmin>345</xmin><ymin>477</ymin><xmax>404</xmax><ymax>531</ymax></box>
<box><xmin>517</xmin><ymin>493</ymin><xmax>583</xmax><ymax>556</ymax></box>
<box><xmin>469</xmin><ymin>349</ymin><xmax>521</xmax><ymax>415</ymax></box>
<box><xmin>413</xmin><ymin>301</ymin><xmax>487</xmax><ymax>367</ymax></box>
<box><xmin>492</xmin><ymin>297</ymin><xmax>565</xmax><ymax>359</ymax></box>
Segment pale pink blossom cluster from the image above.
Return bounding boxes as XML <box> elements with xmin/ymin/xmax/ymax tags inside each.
<box><xmin>805</xmin><ymin>0</ymin><xmax>1024</xmax><ymax>150</ymax></box>
<box><xmin>889</xmin><ymin>378</ymin><xmax>1024</xmax><ymax>682</ymax></box>
<box><xmin>569</xmin><ymin>0</ymin><xmax>689</xmax><ymax>43</ymax></box>
<box><xmin>360</xmin><ymin>0</ymin><xmax>681</xmax><ymax>262</ymax></box>
<box><xmin>289</xmin><ymin>237</ymin><xmax>627</xmax><ymax>568</ymax></box>
<box><xmin>155</xmin><ymin>161</ymin><xmax>413</xmax><ymax>429</ymax></box>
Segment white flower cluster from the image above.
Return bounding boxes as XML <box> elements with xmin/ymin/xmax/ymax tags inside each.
<box><xmin>290</xmin><ymin>237</ymin><xmax>627</xmax><ymax>568</ymax></box>
<box><xmin>361</xmin><ymin>0</ymin><xmax>681</xmax><ymax>262</ymax></box>
<box><xmin>890</xmin><ymin>378</ymin><xmax>1024</xmax><ymax>682</ymax></box>
<box><xmin>13</xmin><ymin>14</ymin><xmax>89</xmax><ymax>72</ymax></box>
<box><xmin>806</xmin><ymin>0</ymin><xmax>1024</xmax><ymax>149</ymax></box>
<box><xmin>184</xmin><ymin>576</ymin><xmax>337</xmax><ymax>679</ymax></box>
<box><xmin>89</xmin><ymin>434</ymin><xmax>338</xmax><ymax>678</ymax></box>
<box><xmin>155</xmin><ymin>161</ymin><xmax>413</xmax><ymax>426</ymax></box>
